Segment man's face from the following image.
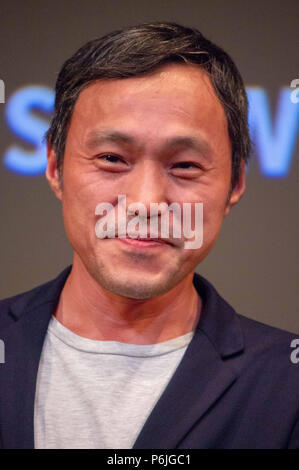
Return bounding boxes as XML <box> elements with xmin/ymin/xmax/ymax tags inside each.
<box><xmin>47</xmin><ymin>64</ymin><xmax>245</xmax><ymax>299</ymax></box>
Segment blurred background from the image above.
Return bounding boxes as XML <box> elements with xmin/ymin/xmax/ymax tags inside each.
<box><xmin>0</xmin><ymin>0</ymin><xmax>298</xmax><ymax>332</ymax></box>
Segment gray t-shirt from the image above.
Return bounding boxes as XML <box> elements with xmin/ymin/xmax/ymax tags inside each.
<box><xmin>34</xmin><ymin>315</ymin><xmax>194</xmax><ymax>449</ymax></box>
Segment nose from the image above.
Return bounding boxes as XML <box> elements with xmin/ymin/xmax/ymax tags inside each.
<box><xmin>125</xmin><ymin>160</ymin><xmax>168</xmax><ymax>216</ymax></box>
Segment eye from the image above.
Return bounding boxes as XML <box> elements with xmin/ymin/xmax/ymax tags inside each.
<box><xmin>98</xmin><ymin>154</ymin><xmax>124</xmax><ymax>163</ymax></box>
<box><xmin>172</xmin><ymin>162</ymin><xmax>198</xmax><ymax>169</ymax></box>
<box><xmin>170</xmin><ymin>161</ymin><xmax>203</xmax><ymax>180</ymax></box>
<box><xmin>96</xmin><ymin>153</ymin><xmax>129</xmax><ymax>173</ymax></box>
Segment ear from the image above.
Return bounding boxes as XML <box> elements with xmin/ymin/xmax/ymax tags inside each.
<box><xmin>224</xmin><ymin>160</ymin><xmax>246</xmax><ymax>217</ymax></box>
<box><xmin>46</xmin><ymin>142</ymin><xmax>63</xmax><ymax>200</ymax></box>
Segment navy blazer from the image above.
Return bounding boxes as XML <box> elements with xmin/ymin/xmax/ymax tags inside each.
<box><xmin>0</xmin><ymin>266</ymin><xmax>299</xmax><ymax>449</ymax></box>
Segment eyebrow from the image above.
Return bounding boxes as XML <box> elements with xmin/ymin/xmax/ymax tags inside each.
<box><xmin>163</xmin><ymin>136</ymin><xmax>212</xmax><ymax>160</ymax></box>
<box><xmin>86</xmin><ymin>130</ymin><xmax>137</xmax><ymax>149</ymax></box>
<box><xmin>85</xmin><ymin>130</ymin><xmax>212</xmax><ymax>161</ymax></box>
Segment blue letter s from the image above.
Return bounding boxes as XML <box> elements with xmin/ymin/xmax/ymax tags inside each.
<box><xmin>4</xmin><ymin>86</ymin><xmax>54</xmax><ymax>175</ymax></box>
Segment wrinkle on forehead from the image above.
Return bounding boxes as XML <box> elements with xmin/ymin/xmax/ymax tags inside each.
<box><xmin>67</xmin><ymin>63</ymin><xmax>230</xmax><ymax>162</ymax></box>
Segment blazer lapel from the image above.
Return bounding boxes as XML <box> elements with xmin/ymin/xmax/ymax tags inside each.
<box><xmin>0</xmin><ymin>267</ymin><xmax>71</xmax><ymax>449</ymax></box>
<box><xmin>133</xmin><ymin>273</ymin><xmax>244</xmax><ymax>449</ymax></box>
<box><xmin>0</xmin><ymin>303</ymin><xmax>56</xmax><ymax>448</ymax></box>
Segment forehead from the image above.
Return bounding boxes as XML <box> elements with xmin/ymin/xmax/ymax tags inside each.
<box><xmin>68</xmin><ymin>63</ymin><xmax>229</xmax><ymax>150</ymax></box>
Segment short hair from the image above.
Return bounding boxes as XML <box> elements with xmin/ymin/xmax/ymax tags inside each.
<box><xmin>46</xmin><ymin>22</ymin><xmax>251</xmax><ymax>191</ymax></box>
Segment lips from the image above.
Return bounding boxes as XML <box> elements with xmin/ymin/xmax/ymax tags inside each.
<box><xmin>113</xmin><ymin>231</ymin><xmax>173</xmax><ymax>244</ymax></box>
<box><xmin>101</xmin><ymin>230</ymin><xmax>182</xmax><ymax>247</ymax></box>
<box><xmin>114</xmin><ymin>235</ymin><xmax>174</xmax><ymax>248</ymax></box>
<box><xmin>128</xmin><ymin>236</ymin><xmax>171</xmax><ymax>244</ymax></box>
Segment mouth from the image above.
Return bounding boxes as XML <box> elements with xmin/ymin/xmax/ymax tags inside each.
<box><xmin>112</xmin><ymin>235</ymin><xmax>174</xmax><ymax>248</ymax></box>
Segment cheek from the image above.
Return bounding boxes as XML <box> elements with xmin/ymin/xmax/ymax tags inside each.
<box><xmin>180</xmin><ymin>199</ymin><xmax>226</xmax><ymax>267</ymax></box>
<box><xmin>60</xmin><ymin>179</ymin><xmax>99</xmax><ymax>249</ymax></box>
<box><xmin>61</xmin><ymin>168</ymin><xmax>126</xmax><ymax>253</ymax></box>
<box><xmin>202</xmin><ymin>198</ymin><xmax>226</xmax><ymax>246</ymax></box>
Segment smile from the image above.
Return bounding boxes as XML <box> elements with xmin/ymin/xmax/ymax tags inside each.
<box><xmin>114</xmin><ymin>236</ymin><xmax>172</xmax><ymax>248</ymax></box>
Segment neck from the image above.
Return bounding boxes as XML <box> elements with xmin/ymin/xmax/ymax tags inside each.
<box><xmin>54</xmin><ymin>255</ymin><xmax>202</xmax><ymax>344</ymax></box>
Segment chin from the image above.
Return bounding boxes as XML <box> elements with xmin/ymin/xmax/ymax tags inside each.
<box><xmin>94</xmin><ymin>268</ymin><xmax>178</xmax><ymax>300</ymax></box>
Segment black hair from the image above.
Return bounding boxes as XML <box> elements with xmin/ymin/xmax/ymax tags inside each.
<box><xmin>46</xmin><ymin>22</ymin><xmax>251</xmax><ymax>190</ymax></box>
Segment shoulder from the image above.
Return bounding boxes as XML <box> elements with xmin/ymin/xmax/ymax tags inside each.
<box><xmin>194</xmin><ymin>271</ymin><xmax>299</xmax><ymax>378</ymax></box>
<box><xmin>228</xmin><ymin>313</ymin><xmax>299</xmax><ymax>414</ymax></box>
<box><xmin>0</xmin><ymin>266</ymin><xmax>72</xmax><ymax>331</ymax></box>
<box><xmin>194</xmin><ymin>271</ymin><xmax>298</xmax><ymax>354</ymax></box>
<box><xmin>236</xmin><ymin>312</ymin><xmax>299</xmax><ymax>360</ymax></box>
<box><xmin>0</xmin><ymin>284</ymin><xmax>47</xmax><ymax>330</ymax></box>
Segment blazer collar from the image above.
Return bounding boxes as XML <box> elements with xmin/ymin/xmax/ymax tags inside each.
<box><xmin>9</xmin><ymin>266</ymin><xmax>72</xmax><ymax>321</ymax></box>
<box><xmin>0</xmin><ymin>266</ymin><xmax>71</xmax><ymax>449</ymax></box>
<box><xmin>0</xmin><ymin>266</ymin><xmax>244</xmax><ymax>449</ymax></box>
<box><xmin>193</xmin><ymin>272</ymin><xmax>244</xmax><ymax>358</ymax></box>
<box><xmin>133</xmin><ymin>272</ymin><xmax>244</xmax><ymax>448</ymax></box>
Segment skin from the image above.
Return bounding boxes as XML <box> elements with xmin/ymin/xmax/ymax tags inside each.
<box><xmin>46</xmin><ymin>63</ymin><xmax>246</xmax><ymax>344</ymax></box>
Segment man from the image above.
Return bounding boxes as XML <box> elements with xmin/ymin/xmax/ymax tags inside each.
<box><xmin>0</xmin><ymin>22</ymin><xmax>298</xmax><ymax>449</ymax></box>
